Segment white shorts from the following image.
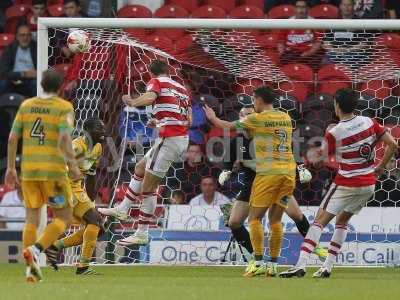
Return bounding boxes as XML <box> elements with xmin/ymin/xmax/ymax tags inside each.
<box><xmin>144</xmin><ymin>136</ymin><xmax>189</xmax><ymax>178</ymax></box>
<box><xmin>320</xmin><ymin>183</ymin><xmax>375</xmax><ymax>216</ymax></box>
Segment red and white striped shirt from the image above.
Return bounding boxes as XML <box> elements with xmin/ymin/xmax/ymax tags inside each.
<box><xmin>146</xmin><ymin>76</ymin><xmax>190</xmax><ymax>138</ymax></box>
<box><xmin>325</xmin><ymin>116</ymin><xmax>386</xmax><ymax>187</ymax></box>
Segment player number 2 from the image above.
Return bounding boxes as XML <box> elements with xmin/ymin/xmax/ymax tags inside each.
<box><xmin>275</xmin><ymin>129</ymin><xmax>288</xmax><ymax>152</ymax></box>
<box><xmin>30</xmin><ymin>118</ymin><xmax>45</xmax><ymax>145</ymax></box>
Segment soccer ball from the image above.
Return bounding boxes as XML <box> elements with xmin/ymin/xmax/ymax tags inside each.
<box><xmin>67</xmin><ymin>30</ymin><xmax>90</xmax><ymax>53</ymax></box>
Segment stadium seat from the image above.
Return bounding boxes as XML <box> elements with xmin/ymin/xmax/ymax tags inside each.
<box><xmin>154</xmin><ymin>5</ymin><xmax>189</xmax><ymax>40</ymax></box>
<box><xmin>155</xmin><ymin>4</ymin><xmax>189</xmax><ymax>17</ymax></box>
<box><xmin>0</xmin><ymin>33</ymin><xmax>15</xmax><ymax>48</ymax></box>
<box><xmin>166</xmin><ymin>0</ymin><xmax>200</xmax><ymax>13</ymax></box>
<box><xmin>242</xmin><ymin>0</ymin><xmax>264</xmax><ymax>10</ymax></box>
<box><xmin>48</xmin><ymin>4</ymin><xmax>64</xmax><ymax>17</ymax></box>
<box><xmin>379</xmin><ymin>33</ymin><xmax>400</xmax><ymax>49</ymax></box>
<box><xmin>309</xmin><ymin>4</ymin><xmax>339</xmax><ymax>19</ymax></box>
<box><xmin>280</xmin><ymin>64</ymin><xmax>314</xmax><ymax>103</ymax></box>
<box><xmin>256</xmin><ymin>33</ymin><xmax>279</xmax><ymax>48</ymax></box>
<box><xmin>230</xmin><ymin>5</ymin><xmax>264</xmax><ymax>18</ymax></box>
<box><xmin>145</xmin><ymin>34</ymin><xmax>174</xmax><ymax>53</ymax></box>
<box><xmin>117</xmin><ymin>5</ymin><xmax>153</xmax><ymax>18</ymax></box>
<box><xmin>279</xmin><ymin>81</ymin><xmax>309</xmax><ymax>103</ymax></box>
<box><xmin>204</xmin><ymin>0</ymin><xmax>236</xmax><ymax>13</ymax></box>
<box><xmin>359</xmin><ymin>80</ymin><xmax>392</xmax><ymax>101</ymax></box>
<box><xmin>317</xmin><ymin>64</ymin><xmax>351</xmax><ymax>96</ymax></box>
<box><xmin>5</xmin><ymin>4</ymin><xmax>30</xmax><ymax>33</ymax></box>
<box><xmin>191</xmin><ymin>5</ymin><xmax>227</xmax><ymax>18</ymax></box>
<box><xmin>267</xmin><ymin>4</ymin><xmax>295</xmax><ymax>19</ymax></box>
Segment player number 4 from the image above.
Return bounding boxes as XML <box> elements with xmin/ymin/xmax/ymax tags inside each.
<box><xmin>30</xmin><ymin>118</ymin><xmax>46</xmax><ymax>145</ymax></box>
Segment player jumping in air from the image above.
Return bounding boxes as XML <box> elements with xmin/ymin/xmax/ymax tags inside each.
<box><xmin>5</xmin><ymin>69</ymin><xmax>81</xmax><ymax>282</ymax></box>
<box><xmin>219</xmin><ymin>106</ymin><xmax>327</xmax><ymax>276</ymax></box>
<box><xmin>99</xmin><ymin>60</ymin><xmax>191</xmax><ymax>245</ymax></box>
<box><xmin>205</xmin><ymin>86</ymin><xmax>296</xmax><ymax>277</ymax></box>
<box><xmin>279</xmin><ymin>88</ymin><xmax>398</xmax><ymax>278</ymax></box>
<box><xmin>46</xmin><ymin>117</ymin><xmax>105</xmax><ymax>275</ymax></box>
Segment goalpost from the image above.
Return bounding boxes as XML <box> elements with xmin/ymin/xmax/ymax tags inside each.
<box><xmin>37</xmin><ymin>17</ymin><xmax>400</xmax><ymax>266</ymax></box>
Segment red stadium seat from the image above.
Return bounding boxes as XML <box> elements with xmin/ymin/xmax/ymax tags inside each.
<box><xmin>359</xmin><ymin>80</ymin><xmax>392</xmax><ymax>101</ymax></box>
<box><xmin>317</xmin><ymin>64</ymin><xmax>351</xmax><ymax>95</ymax></box>
<box><xmin>145</xmin><ymin>34</ymin><xmax>174</xmax><ymax>53</ymax></box>
<box><xmin>256</xmin><ymin>33</ymin><xmax>279</xmax><ymax>48</ymax></box>
<box><xmin>280</xmin><ymin>63</ymin><xmax>314</xmax><ymax>102</ymax></box>
<box><xmin>378</xmin><ymin>33</ymin><xmax>400</xmax><ymax>49</ymax></box>
<box><xmin>48</xmin><ymin>4</ymin><xmax>64</xmax><ymax>17</ymax></box>
<box><xmin>309</xmin><ymin>4</ymin><xmax>339</xmax><ymax>19</ymax></box>
<box><xmin>204</xmin><ymin>0</ymin><xmax>236</xmax><ymax>13</ymax></box>
<box><xmin>268</xmin><ymin>4</ymin><xmax>295</xmax><ymax>19</ymax></box>
<box><xmin>242</xmin><ymin>0</ymin><xmax>264</xmax><ymax>10</ymax></box>
<box><xmin>191</xmin><ymin>5</ymin><xmax>227</xmax><ymax>18</ymax></box>
<box><xmin>117</xmin><ymin>5</ymin><xmax>152</xmax><ymax>18</ymax></box>
<box><xmin>166</xmin><ymin>0</ymin><xmax>201</xmax><ymax>13</ymax></box>
<box><xmin>0</xmin><ymin>33</ymin><xmax>15</xmax><ymax>48</ymax></box>
<box><xmin>279</xmin><ymin>81</ymin><xmax>309</xmax><ymax>102</ymax></box>
<box><xmin>154</xmin><ymin>4</ymin><xmax>189</xmax><ymax>18</ymax></box>
<box><xmin>154</xmin><ymin>4</ymin><xmax>189</xmax><ymax>40</ymax></box>
<box><xmin>230</xmin><ymin>5</ymin><xmax>264</xmax><ymax>18</ymax></box>
<box><xmin>5</xmin><ymin>4</ymin><xmax>30</xmax><ymax>33</ymax></box>
<box><xmin>14</xmin><ymin>0</ymin><xmax>32</xmax><ymax>4</ymax></box>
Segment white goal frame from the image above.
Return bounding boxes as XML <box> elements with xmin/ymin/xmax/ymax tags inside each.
<box><xmin>37</xmin><ymin>17</ymin><xmax>400</xmax><ymax>95</ymax></box>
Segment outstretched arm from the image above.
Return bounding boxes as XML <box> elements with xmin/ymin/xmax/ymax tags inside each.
<box><xmin>122</xmin><ymin>92</ymin><xmax>157</xmax><ymax>107</ymax></box>
<box><xmin>203</xmin><ymin>105</ymin><xmax>236</xmax><ymax>130</ymax></box>
<box><xmin>375</xmin><ymin>132</ymin><xmax>398</xmax><ymax>176</ymax></box>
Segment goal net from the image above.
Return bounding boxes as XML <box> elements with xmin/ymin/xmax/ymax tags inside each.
<box><xmin>39</xmin><ymin>18</ymin><xmax>400</xmax><ymax>266</ymax></box>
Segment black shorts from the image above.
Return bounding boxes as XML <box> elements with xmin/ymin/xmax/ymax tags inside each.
<box><xmin>235</xmin><ymin>167</ymin><xmax>256</xmax><ymax>203</ymax></box>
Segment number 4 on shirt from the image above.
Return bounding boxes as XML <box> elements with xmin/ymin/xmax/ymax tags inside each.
<box><xmin>30</xmin><ymin>118</ymin><xmax>46</xmax><ymax>145</ymax></box>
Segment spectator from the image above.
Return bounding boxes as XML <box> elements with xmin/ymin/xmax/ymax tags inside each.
<box><xmin>170</xmin><ymin>190</ymin><xmax>185</xmax><ymax>205</ymax></box>
<box><xmin>119</xmin><ymin>106</ymin><xmax>155</xmax><ymax>151</ymax></box>
<box><xmin>277</xmin><ymin>0</ymin><xmax>322</xmax><ymax>67</ymax></box>
<box><xmin>354</xmin><ymin>0</ymin><xmax>383</xmax><ymax>19</ymax></box>
<box><xmin>0</xmin><ymin>186</ymin><xmax>25</xmax><ymax>230</ymax></box>
<box><xmin>165</xmin><ymin>144</ymin><xmax>220</xmax><ymax>202</ymax></box>
<box><xmin>322</xmin><ymin>0</ymin><xmax>375</xmax><ymax>69</ymax></box>
<box><xmin>0</xmin><ymin>23</ymin><xmax>37</xmax><ymax>98</ymax></box>
<box><xmin>386</xmin><ymin>0</ymin><xmax>399</xmax><ymax>19</ymax></box>
<box><xmin>81</xmin><ymin>0</ymin><xmax>113</xmax><ymax>18</ymax></box>
<box><xmin>26</xmin><ymin>0</ymin><xmax>48</xmax><ymax>41</ymax></box>
<box><xmin>189</xmin><ymin>176</ymin><xmax>231</xmax><ymax>206</ymax></box>
<box><xmin>189</xmin><ymin>96</ymin><xmax>209</xmax><ymax>145</ymax></box>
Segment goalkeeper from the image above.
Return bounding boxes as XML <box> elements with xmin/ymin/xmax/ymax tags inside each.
<box><xmin>46</xmin><ymin>117</ymin><xmax>105</xmax><ymax>275</ymax></box>
<box><xmin>219</xmin><ymin>106</ymin><xmax>327</xmax><ymax>275</ymax></box>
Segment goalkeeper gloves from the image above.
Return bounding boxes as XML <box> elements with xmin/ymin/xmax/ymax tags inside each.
<box><xmin>218</xmin><ymin>170</ymin><xmax>232</xmax><ymax>186</ymax></box>
<box><xmin>297</xmin><ymin>164</ymin><xmax>312</xmax><ymax>184</ymax></box>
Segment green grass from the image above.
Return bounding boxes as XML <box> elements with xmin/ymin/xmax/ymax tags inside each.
<box><xmin>0</xmin><ymin>264</ymin><xmax>399</xmax><ymax>300</ymax></box>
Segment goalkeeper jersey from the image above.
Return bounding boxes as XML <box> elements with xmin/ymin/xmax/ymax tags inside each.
<box><xmin>70</xmin><ymin>136</ymin><xmax>102</xmax><ymax>192</ymax></box>
<box><xmin>10</xmin><ymin>95</ymin><xmax>74</xmax><ymax>181</ymax></box>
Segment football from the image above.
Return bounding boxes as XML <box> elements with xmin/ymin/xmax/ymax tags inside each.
<box><xmin>67</xmin><ymin>30</ymin><xmax>90</xmax><ymax>53</ymax></box>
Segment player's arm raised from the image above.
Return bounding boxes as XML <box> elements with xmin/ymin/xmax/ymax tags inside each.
<box><xmin>204</xmin><ymin>105</ymin><xmax>236</xmax><ymax>130</ymax></box>
<box><xmin>375</xmin><ymin>132</ymin><xmax>398</xmax><ymax>177</ymax></box>
<box><xmin>122</xmin><ymin>91</ymin><xmax>158</xmax><ymax>107</ymax></box>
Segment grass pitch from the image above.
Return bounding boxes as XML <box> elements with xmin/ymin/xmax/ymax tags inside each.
<box><xmin>0</xmin><ymin>264</ymin><xmax>399</xmax><ymax>300</ymax></box>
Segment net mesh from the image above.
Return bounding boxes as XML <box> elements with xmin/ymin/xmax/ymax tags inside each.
<box><xmin>46</xmin><ymin>25</ymin><xmax>400</xmax><ymax>266</ymax></box>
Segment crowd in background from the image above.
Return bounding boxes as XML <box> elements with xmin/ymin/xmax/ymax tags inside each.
<box><xmin>0</xmin><ymin>0</ymin><xmax>399</xmax><ymax>229</ymax></box>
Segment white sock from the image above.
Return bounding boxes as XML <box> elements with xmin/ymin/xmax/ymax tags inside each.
<box><xmin>136</xmin><ymin>192</ymin><xmax>157</xmax><ymax>235</ymax></box>
<box><xmin>296</xmin><ymin>222</ymin><xmax>323</xmax><ymax>268</ymax></box>
<box><xmin>117</xmin><ymin>173</ymin><xmax>143</xmax><ymax>212</ymax></box>
<box><xmin>323</xmin><ymin>224</ymin><xmax>348</xmax><ymax>272</ymax></box>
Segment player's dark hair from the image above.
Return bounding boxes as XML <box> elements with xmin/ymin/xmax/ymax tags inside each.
<box><xmin>83</xmin><ymin>117</ymin><xmax>102</xmax><ymax>131</ymax></box>
<box><xmin>334</xmin><ymin>88</ymin><xmax>359</xmax><ymax>113</ymax></box>
<box><xmin>32</xmin><ymin>0</ymin><xmax>47</xmax><ymax>6</ymax></box>
<box><xmin>253</xmin><ymin>86</ymin><xmax>276</xmax><ymax>104</ymax></box>
<box><xmin>64</xmin><ymin>0</ymin><xmax>81</xmax><ymax>6</ymax></box>
<box><xmin>41</xmin><ymin>69</ymin><xmax>63</xmax><ymax>93</ymax></box>
<box><xmin>201</xmin><ymin>176</ymin><xmax>215</xmax><ymax>184</ymax></box>
<box><xmin>149</xmin><ymin>60</ymin><xmax>168</xmax><ymax>76</ymax></box>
